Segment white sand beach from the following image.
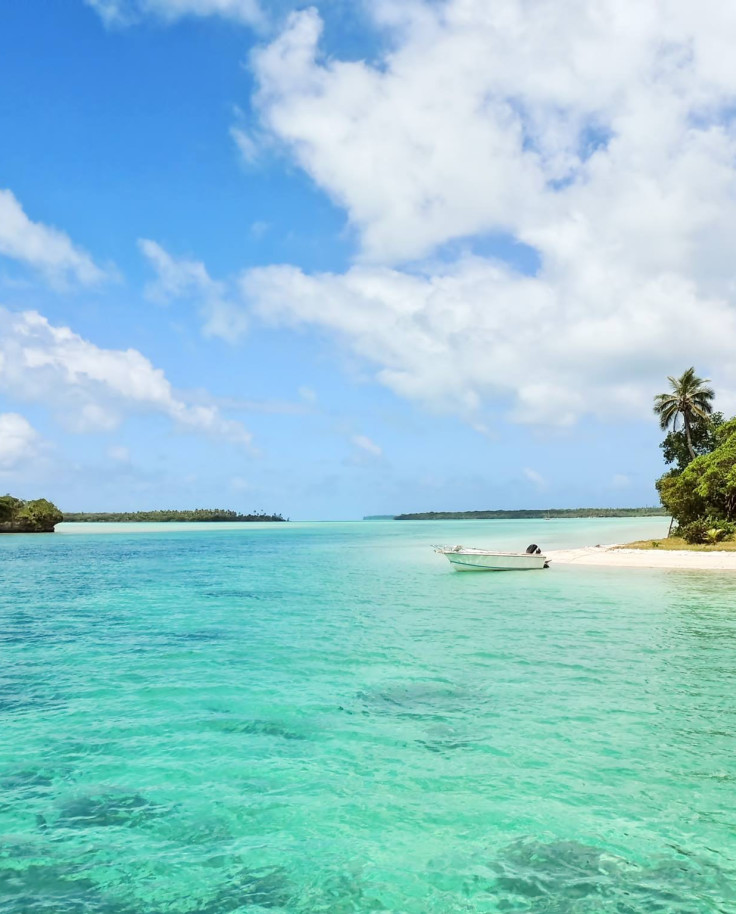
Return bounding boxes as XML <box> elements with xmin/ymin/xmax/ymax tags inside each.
<box><xmin>547</xmin><ymin>545</ymin><xmax>736</xmax><ymax>571</ymax></box>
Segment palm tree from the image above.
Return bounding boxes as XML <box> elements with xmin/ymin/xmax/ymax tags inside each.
<box><xmin>653</xmin><ymin>367</ymin><xmax>715</xmax><ymax>462</ymax></box>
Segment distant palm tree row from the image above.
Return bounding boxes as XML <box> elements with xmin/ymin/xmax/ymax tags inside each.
<box><xmin>62</xmin><ymin>509</ymin><xmax>286</xmax><ymax>523</ymax></box>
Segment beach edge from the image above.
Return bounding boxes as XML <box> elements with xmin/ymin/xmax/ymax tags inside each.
<box><xmin>547</xmin><ymin>545</ymin><xmax>736</xmax><ymax>571</ymax></box>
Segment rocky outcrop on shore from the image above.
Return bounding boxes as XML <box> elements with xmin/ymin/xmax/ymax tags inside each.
<box><xmin>0</xmin><ymin>495</ymin><xmax>63</xmax><ymax>533</ymax></box>
<box><xmin>0</xmin><ymin>519</ymin><xmax>58</xmax><ymax>533</ymax></box>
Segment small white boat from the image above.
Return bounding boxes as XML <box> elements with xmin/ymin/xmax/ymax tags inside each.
<box><xmin>434</xmin><ymin>544</ymin><xmax>548</xmax><ymax>572</ymax></box>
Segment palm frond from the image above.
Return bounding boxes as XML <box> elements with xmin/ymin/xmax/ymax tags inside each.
<box><xmin>654</xmin><ymin>367</ymin><xmax>716</xmax><ymax>441</ymax></box>
<box><xmin>653</xmin><ymin>397</ymin><xmax>680</xmax><ymax>431</ymax></box>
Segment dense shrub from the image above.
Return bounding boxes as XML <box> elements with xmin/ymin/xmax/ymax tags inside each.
<box><xmin>17</xmin><ymin>499</ymin><xmax>64</xmax><ymax>530</ymax></box>
<box><xmin>677</xmin><ymin>518</ymin><xmax>735</xmax><ymax>545</ymax></box>
<box><xmin>0</xmin><ymin>495</ymin><xmax>23</xmax><ymax>522</ymax></box>
<box><xmin>679</xmin><ymin>519</ymin><xmax>711</xmax><ymax>544</ymax></box>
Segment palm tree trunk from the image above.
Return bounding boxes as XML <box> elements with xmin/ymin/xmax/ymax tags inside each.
<box><xmin>683</xmin><ymin>412</ymin><xmax>696</xmax><ymax>461</ymax></box>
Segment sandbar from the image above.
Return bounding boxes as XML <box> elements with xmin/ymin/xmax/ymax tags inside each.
<box><xmin>547</xmin><ymin>545</ymin><xmax>736</xmax><ymax>571</ymax></box>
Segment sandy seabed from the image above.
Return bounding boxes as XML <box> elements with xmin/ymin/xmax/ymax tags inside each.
<box><xmin>547</xmin><ymin>545</ymin><xmax>736</xmax><ymax>571</ymax></box>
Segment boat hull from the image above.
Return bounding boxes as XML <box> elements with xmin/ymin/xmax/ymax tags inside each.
<box><xmin>439</xmin><ymin>550</ymin><xmax>547</xmax><ymax>571</ymax></box>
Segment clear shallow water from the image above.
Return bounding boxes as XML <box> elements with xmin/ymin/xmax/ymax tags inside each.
<box><xmin>2</xmin><ymin>518</ymin><xmax>735</xmax><ymax>913</ymax></box>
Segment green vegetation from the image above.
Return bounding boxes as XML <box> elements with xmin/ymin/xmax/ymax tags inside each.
<box><xmin>653</xmin><ymin>367</ymin><xmax>715</xmax><ymax>461</ymax></box>
<box><xmin>657</xmin><ymin>419</ymin><xmax>736</xmax><ymax>543</ymax></box>
<box><xmin>0</xmin><ymin>494</ymin><xmax>63</xmax><ymax>533</ymax></box>
<box><xmin>660</xmin><ymin>412</ymin><xmax>724</xmax><ymax>472</ymax></box>
<box><xmin>62</xmin><ymin>509</ymin><xmax>286</xmax><ymax>523</ymax></box>
<box><xmin>652</xmin><ymin>368</ymin><xmax>736</xmax><ymax>547</ymax></box>
<box><xmin>618</xmin><ymin>537</ymin><xmax>736</xmax><ymax>553</ymax></box>
<box><xmin>395</xmin><ymin>508</ymin><xmax>667</xmax><ymax>520</ymax></box>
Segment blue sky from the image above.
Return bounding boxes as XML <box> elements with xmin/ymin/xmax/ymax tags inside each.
<box><xmin>1</xmin><ymin>0</ymin><xmax>734</xmax><ymax>519</ymax></box>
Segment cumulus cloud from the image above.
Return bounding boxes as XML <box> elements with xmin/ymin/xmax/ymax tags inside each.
<box><xmin>242</xmin><ymin>259</ymin><xmax>736</xmax><ymax>424</ymax></box>
<box><xmin>0</xmin><ymin>189</ymin><xmax>108</xmax><ymax>286</ymax></box>
<box><xmin>252</xmin><ymin>2</ymin><xmax>736</xmax><ymax>264</ymax></box>
<box><xmin>230</xmin><ymin>126</ymin><xmax>262</xmax><ymax>165</ymax></box>
<box><xmin>78</xmin><ymin>0</ymin><xmax>736</xmax><ymax>429</ymax></box>
<box><xmin>86</xmin><ymin>0</ymin><xmax>262</xmax><ymax>27</ymax></box>
<box><xmin>523</xmin><ymin>467</ymin><xmax>546</xmax><ymax>490</ymax></box>
<box><xmin>351</xmin><ymin>434</ymin><xmax>382</xmax><ymax>458</ymax></box>
<box><xmin>107</xmin><ymin>444</ymin><xmax>131</xmax><ymax>462</ymax></box>
<box><xmin>139</xmin><ymin>239</ymin><xmax>248</xmax><ymax>341</ymax></box>
<box><xmin>238</xmin><ymin>0</ymin><xmax>736</xmax><ymax>425</ymax></box>
<box><xmin>0</xmin><ymin>413</ymin><xmax>42</xmax><ymax>470</ymax></box>
<box><xmin>0</xmin><ymin>308</ymin><xmax>253</xmax><ymax>447</ymax></box>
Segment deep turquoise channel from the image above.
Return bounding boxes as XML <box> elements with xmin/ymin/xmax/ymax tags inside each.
<box><xmin>1</xmin><ymin>518</ymin><xmax>735</xmax><ymax>913</ymax></box>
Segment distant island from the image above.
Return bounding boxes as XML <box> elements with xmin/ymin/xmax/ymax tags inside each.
<box><xmin>394</xmin><ymin>507</ymin><xmax>668</xmax><ymax>520</ymax></box>
<box><xmin>0</xmin><ymin>495</ymin><xmax>63</xmax><ymax>533</ymax></box>
<box><xmin>363</xmin><ymin>515</ymin><xmax>396</xmax><ymax>520</ymax></box>
<box><xmin>63</xmin><ymin>509</ymin><xmax>286</xmax><ymax>523</ymax></box>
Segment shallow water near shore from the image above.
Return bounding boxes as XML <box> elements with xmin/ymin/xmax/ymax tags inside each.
<box><xmin>2</xmin><ymin>517</ymin><xmax>735</xmax><ymax>913</ymax></box>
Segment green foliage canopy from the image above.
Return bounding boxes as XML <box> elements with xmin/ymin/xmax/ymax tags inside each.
<box><xmin>0</xmin><ymin>495</ymin><xmax>63</xmax><ymax>531</ymax></box>
<box><xmin>0</xmin><ymin>495</ymin><xmax>23</xmax><ymax>522</ymax></box>
<box><xmin>660</xmin><ymin>412</ymin><xmax>724</xmax><ymax>472</ymax></box>
<box><xmin>19</xmin><ymin>499</ymin><xmax>65</xmax><ymax>528</ymax></box>
<box><xmin>657</xmin><ymin>419</ymin><xmax>736</xmax><ymax>527</ymax></box>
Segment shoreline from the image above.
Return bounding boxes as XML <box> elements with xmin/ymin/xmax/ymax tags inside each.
<box><xmin>547</xmin><ymin>544</ymin><xmax>736</xmax><ymax>571</ymax></box>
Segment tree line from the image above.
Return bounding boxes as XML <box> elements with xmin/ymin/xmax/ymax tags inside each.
<box><xmin>395</xmin><ymin>508</ymin><xmax>667</xmax><ymax>520</ymax></box>
<box><xmin>62</xmin><ymin>509</ymin><xmax>287</xmax><ymax>522</ymax></box>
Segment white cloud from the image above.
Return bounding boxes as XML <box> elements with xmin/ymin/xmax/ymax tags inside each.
<box><xmin>0</xmin><ymin>308</ymin><xmax>253</xmax><ymax>448</ymax></box>
<box><xmin>86</xmin><ymin>0</ymin><xmax>262</xmax><ymax>27</ymax></box>
<box><xmin>351</xmin><ymin>434</ymin><xmax>382</xmax><ymax>457</ymax></box>
<box><xmin>470</xmin><ymin>422</ymin><xmax>497</xmax><ymax>441</ymax></box>
<box><xmin>71</xmin><ymin>403</ymin><xmax>120</xmax><ymax>433</ymax></box>
<box><xmin>252</xmin><ymin>3</ymin><xmax>736</xmax><ymax>265</ymax></box>
<box><xmin>523</xmin><ymin>467</ymin><xmax>546</xmax><ymax>490</ymax></box>
<box><xmin>0</xmin><ymin>189</ymin><xmax>108</xmax><ymax>286</ymax></box>
<box><xmin>139</xmin><ymin>239</ymin><xmax>248</xmax><ymax>341</ymax></box>
<box><xmin>107</xmin><ymin>445</ymin><xmax>131</xmax><ymax>463</ymax></box>
<box><xmin>0</xmin><ymin>413</ymin><xmax>42</xmax><ymax>470</ymax></box>
<box><xmin>611</xmin><ymin>473</ymin><xmax>631</xmax><ymax>488</ymax></box>
<box><xmin>242</xmin><ymin>259</ymin><xmax>736</xmax><ymax>424</ymax></box>
<box><xmin>231</xmin><ymin>126</ymin><xmax>262</xmax><ymax>165</ymax></box>
<box><xmin>250</xmin><ymin>220</ymin><xmax>270</xmax><ymax>239</ymax></box>
<box><xmin>239</xmin><ymin>1</ymin><xmax>736</xmax><ymax>425</ymax></box>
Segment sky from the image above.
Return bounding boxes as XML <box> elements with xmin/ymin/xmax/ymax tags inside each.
<box><xmin>1</xmin><ymin>0</ymin><xmax>735</xmax><ymax>519</ymax></box>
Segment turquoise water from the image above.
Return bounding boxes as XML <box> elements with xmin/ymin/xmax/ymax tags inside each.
<box><xmin>2</xmin><ymin>518</ymin><xmax>735</xmax><ymax>913</ymax></box>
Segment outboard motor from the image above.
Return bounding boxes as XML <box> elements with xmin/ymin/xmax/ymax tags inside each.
<box><xmin>526</xmin><ymin>544</ymin><xmax>542</xmax><ymax>554</ymax></box>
